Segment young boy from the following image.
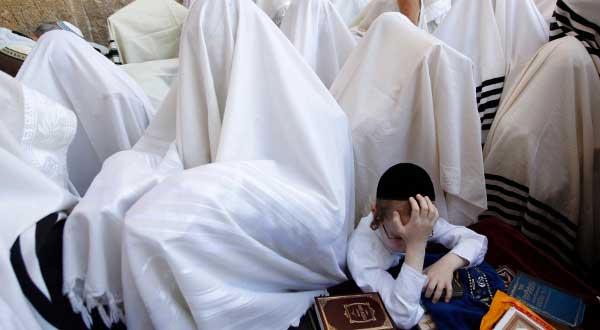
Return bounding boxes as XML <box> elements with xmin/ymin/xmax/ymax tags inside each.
<box><xmin>347</xmin><ymin>163</ymin><xmax>488</xmax><ymax>329</ymax></box>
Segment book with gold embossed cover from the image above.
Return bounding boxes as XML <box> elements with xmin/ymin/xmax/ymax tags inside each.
<box><xmin>314</xmin><ymin>293</ymin><xmax>395</xmax><ymax>330</ymax></box>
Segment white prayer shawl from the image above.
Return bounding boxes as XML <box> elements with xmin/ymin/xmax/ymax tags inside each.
<box><xmin>0</xmin><ymin>71</ymin><xmax>78</xmax><ymax>330</ymax></box>
<box><xmin>122</xmin><ymin>0</ymin><xmax>355</xmax><ymax>329</ymax></box>
<box><xmin>108</xmin><ymin>0</ymin><xmax>188</xmax><ymax>64</ymax></box>
<box><xmin>483</xmin><ymin>36</ymin><xmax>600</xmax><ymax>270</ymax></box>
<box><xmin>331</xmin><ymin>13</ymin><xmax>486</xmax><ymax>226</ymax></box>
<box><xmin>433</xmin><ymin>0</ymin><xmax>548</xmax><ymax>145</ymax></box>
<box><xmin>331</xmin><ymin>0</ymin><xmax>370</xmax><ymax>25</ymax></box>
<box><xmin>121</xmin><ymin>58</ymin><xmax>179</xmax><ymax>110</ymax></box>
<box><xmin>549</xmin><ymin>0</ymin><xmax>600</xmax><ymax>73</ymax></box>
<box><xmin>349</xmin><ymin>0</ymin><xmax>452</xmax><ymax>36</ymax></box>
<box><xmin>17</xmin><ymin>30</ymin><xmax>154</xmax><ymax>195</ymax></box>
<box><xmin>280</xmin><ymin>0</ymin><xmax>357</xmax><ymax>87</ymax></box>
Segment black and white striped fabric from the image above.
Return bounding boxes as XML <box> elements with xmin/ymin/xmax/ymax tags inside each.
<box><xmin>477</xmin><ymin>76</ymin><xmax>505</xmax><ymax>145</ymax></box>
<box><xmin>549</xmin><ymin>0</ymin><xmax>600</xmax><ymax>70</ymax></box>
<box><xmin>106</xmin><ymin>40</ymin><xmax>122</xmax><ymax>65</ymax></box>
<box><xmin>9</xmin><ymin>212</ymin><xmax>126</xmax><ymax>330</ymax></box>
<box><xmin>481</xmin><ymin>174</ymin><xmax>583</xmax><ymax>271</ymax></box>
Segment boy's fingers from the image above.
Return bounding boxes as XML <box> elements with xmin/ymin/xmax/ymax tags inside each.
<box><xmin>409</xmin><ymin>197</ymin><xmax>419</xmax><ymax>217</ymax></box>
<box><xmin>432</xmin><ymin>283</ymin><xmax>444</xmax><ymax>304</ymax></box>
<box><xmin>445</xmin><ymin>282</ymin><xmax>453</xmax><ymax>303</ymax></box>
<box><xmin>416</xmin><ymin>194</ymin><xmax>428</xmax><ymax>217</ymax></box>
<box><xmin>425</xmin><ymin>281</ymin><xmax>436</xmax><ymax>298</ymax></box>
<box><xmin>425</xmin><ymin>196</ymin><xmax>434</xmax><ymax>219</ymax></box>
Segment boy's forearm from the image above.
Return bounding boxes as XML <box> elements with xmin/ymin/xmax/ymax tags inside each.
<box><xmin>404</xmin><ymin>241</ymin><xmax>427</xmax><ymax>273</ymax></box>
<box><xmin>440</xmin><ymin>252</ymin><xmax>468</xmax><ymax>271</ymax></box>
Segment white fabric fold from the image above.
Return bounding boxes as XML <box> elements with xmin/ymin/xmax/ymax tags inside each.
<box><xmin>17</xmin><ymin>30</ymin><xmax>154</xmax><ymax>195</ymax></box>
<box><xmin>121</xmin><ymin>58</ymin><xmax>179</xmax><ymax>110</ymax></box>
<box><xmin>280</xmin><ymin>0</ymin><xmax>357</xmax><ymax>87</ymax></box>
<box><xmin>0</xmin><ymin>71</ymin><xmax>78</xmax><ymax>330</ymax></box>
<box><xmin>331</xmin><ymin>12</ymin><xmax>486</xmax><ymax>225</ymax></box>
<box><xmin>108</xmin><ymin>0</ymin><xmax>188</xmax><ymax>64</ymax></box>
<box><xmin>483</xmin><ymin>36</ymin><xmax>600</xmax><ymax>269</ymax></box>
<box><xmin>121</xmin><ymin>0</ymin><xmax>355</xmax><ymax>329</ymax></box>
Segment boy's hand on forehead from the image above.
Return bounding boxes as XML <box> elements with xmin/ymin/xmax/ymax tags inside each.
<box><xmin>391</xmin><ymin>194</ymin><xmax>438</xmax><ymax>246</ymax></box>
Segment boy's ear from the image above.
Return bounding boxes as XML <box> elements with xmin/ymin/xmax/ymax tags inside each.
<box><xmin>371</xmin><ymin>201</ymin><xmax>377</xmax><ymax>215</ymax></box>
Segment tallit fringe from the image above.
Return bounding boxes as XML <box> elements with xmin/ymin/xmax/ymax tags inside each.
<box><xmin>64</xmin><ymin>278</ymin><xmax>125</xmax><ymax>329</ymax></box>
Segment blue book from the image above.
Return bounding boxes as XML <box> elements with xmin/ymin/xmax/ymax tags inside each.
<box><xmin>508</xmin><ymin>272</ymin><xmax>586</xmax><ymax>327</ymax></box>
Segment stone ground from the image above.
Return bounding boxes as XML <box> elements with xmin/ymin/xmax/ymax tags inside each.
<box><xmin>1</xmin><ymin>0</ymin><xmax>181</xmax><ymax>45</ymax></box>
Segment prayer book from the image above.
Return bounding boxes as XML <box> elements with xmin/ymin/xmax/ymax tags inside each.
<box><xmin>493</xmin><ymin>307</ymin><xmax>547</xmax><ymax>330</ymax></box>
<box><xmin>314</xmin><ymin>293</ymin><xmax>395</xmax><ymax>330</ymax></box>
<box><xmin>508</xmin><ymin>273</ymin><xmax>585</xmax><ymax>327</ymax></box>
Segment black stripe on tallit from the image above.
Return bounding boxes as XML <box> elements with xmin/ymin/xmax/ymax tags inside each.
<box><xmin>485</xmin><ymin>193</ymin><xmax>575</xmax><ymax>254</ymax></box>
<box><xmin>483</xmin><ymin>174</ymin><xmax>579</xmax><ymax>267</ymax></box>
<box><xmin>549</xmin><ymin>0</ymin><xmax>600</xmax><ymax>62</ymax></box>
<box><xmin>35</xmin><ymin>214</ymin><xmax>66</xmax><ymax>305</ymax></box>
<box><xmin>477</xmin><ymin>87</ymin><xmax>504</xmax><ymax>103</ymax></box>
<box><xmin>555</xmin><ymin>0</ymin><xmax>600</xmax><ymax>37</ymax></box>
<box><xmin>10</xmin><ymin>235</ymin><xmax>62</xmax><ymax>327</ymax></box>
<box><xmin>475</xmin><ymin>76</ymin><xmax>505</xmax><ymax>93</ymax></box>
<box><xmin>485</xmin><ymin>174</ymin><xmax>577</xmax><ymax>233</ymax></box>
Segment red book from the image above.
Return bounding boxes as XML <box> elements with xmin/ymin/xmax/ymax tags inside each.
<box><xmin>314</xmin><ymin>293</ymin><xmax>395</xmax><ymax>330</ymax></box>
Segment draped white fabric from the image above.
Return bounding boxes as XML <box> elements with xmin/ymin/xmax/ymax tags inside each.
<box><xmin>483</xmin><ymin>36</ymin><xmax>600</xmax><ymax>269</ymax></box>
<box><xmin>331</xmin><ymin>13</ymin><xmax>486</xmax><ymax>226</ymax></box>
<box><xmin>121</xmin><ymin>58</ymin><xmax>179</xmax><ymax>110</ymax></box>
<box><xmin>280</xmin><ymin>0</ymin><xmax>357</xmax><ymax>87</ymax></box>
<box><xmin>108</xmin><ymin>0</ymin><xmax>188</xmax><ymax>64</ymax></box>
<box><xmin>17</xmin><ymin>31</ymin><xmax>154</xmax><ymax>195</ymax></box>
<box><xmin>0</xmin><ymin>71</ymin><xmax>78</xmax><ymax>330</ymax></box>
<box><xmin>121</xmin><ymin>0</ymin><xmax>354</xmax><ymax>329</ymax></box>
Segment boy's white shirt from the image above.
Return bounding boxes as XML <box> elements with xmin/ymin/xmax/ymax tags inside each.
<box><xmin>347</xmin><ymin>213</ymin><xmax>488</xmax><ymax>329</ymax></box>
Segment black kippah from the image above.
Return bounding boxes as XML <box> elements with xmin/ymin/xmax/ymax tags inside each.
<box><xmin>376</xmin><ymin>163</ymin><xmax>435</xmax><ymax>201</ymax></box>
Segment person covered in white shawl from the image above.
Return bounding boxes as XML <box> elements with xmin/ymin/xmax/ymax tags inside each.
<box><xmin>119</xmin><ymin>0</ymin><xmax>354</xmax><ymax>329</ymax></box>
<box><xmin>483</xmin><ymin>35</ymin><xmax>600</xmax><ymax>275</ymax></box>
<box><xmin>433</xmin><ymin>0</ymin><xmax>548</xmax><ymax>145</ymax></box>
<box><xmin>484</xmin><ymin>0</ymin><xmax>600</xmax><ymax>273</ymax></box>
<box><xmin>17</xmin><ymin>30</ymin><xmax>154</xmax><ymax>195</ymax></box>
<box><xmin>330</xmin><ymin>12</ymin><xmax>486</xmax><ymax>226</ymax></box>
<box><xmin>279</xmin><ymin>0</ymin><xmax>357</xmax><ymax>87</ymax></box>
<box><xmin>107</xmin><ymin>0</ymin><xmax>188</xmax><ymax>65</ymax></box>
<box><xmin>0</xmin><ymin>71</ymin><xmax>80</xmax><ymax>329</ymax></box>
